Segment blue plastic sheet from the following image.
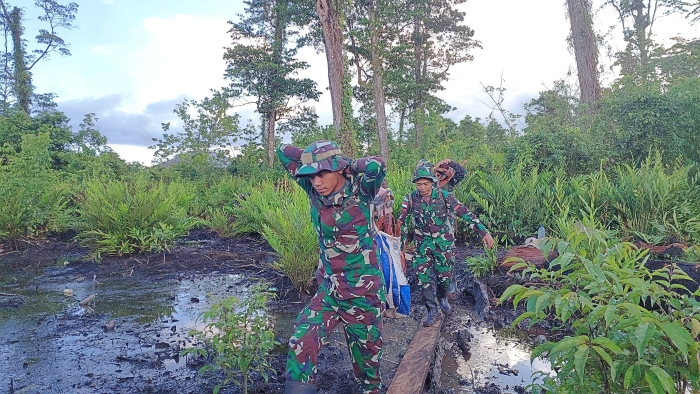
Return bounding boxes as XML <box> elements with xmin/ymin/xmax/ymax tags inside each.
<box><xmin>376</xmin><ymin>232</ymin><xmax>411</xmax><ymax>315</ymax></box>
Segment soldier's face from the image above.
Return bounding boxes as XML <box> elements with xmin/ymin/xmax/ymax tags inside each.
<box><xmin>414</xmin><ymin>178</ymin><xmax>433</xmax><ymax>197</ymax></box>
<box><xmin>311</xmin><ymin>170</ymin><xmax>345</xmax><ymax>196</ymax></box>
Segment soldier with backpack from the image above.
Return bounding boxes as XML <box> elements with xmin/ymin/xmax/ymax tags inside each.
<box><xmin>398</xmin><ymin>159</ymin><xmax>494</xmax><ymax>326</ymax></box>
<box><xmin>277</xmin><ymin>140</ymin><xmax>386</xmax><ymax>394</ymax></box>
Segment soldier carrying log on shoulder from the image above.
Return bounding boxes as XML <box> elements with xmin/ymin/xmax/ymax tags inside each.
<box><xmin>398</xmin><ymin>159</ymin><xmax>494</xmax><ymax>327</ymax></box>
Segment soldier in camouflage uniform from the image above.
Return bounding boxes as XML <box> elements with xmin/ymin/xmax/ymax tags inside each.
<box><xmin>277</xmin><ymin>140</ymin><xmax>386</xmax><ymax>394</ymax></box>
<box><xmin>398</xmin><ymin>160</ymin><xmax>494</xmax><ymax>326</ymax></box>
<box><xmin>433</xmin><ymin>158</ymin><xmax>467</xmax><ymax>297</ymax></box>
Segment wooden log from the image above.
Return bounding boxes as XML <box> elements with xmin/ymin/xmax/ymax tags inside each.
<box><xmin>499</xmin><ymin>245</ymin><xmax>556</xmax><ymax>270</ymax></box>
<box><xmin>79</xmin><ymin>293</ymin><xmax>96</xmax><ymax>306</ymax></box>
<box><xmin>103</xmin><ymin>320</ymin><xmax>116</xmax><ymax>331</ymax></box>
<box><xmin>387</xmin><ymin>314</ymin><xmax>444</xmax><ymax>394</ymax></box>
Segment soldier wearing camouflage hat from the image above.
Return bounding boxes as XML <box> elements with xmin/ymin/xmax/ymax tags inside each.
<box><xmin>277</xmin><ymin>140</ymin><xmax>387</xmax><ymax>394</ymax></box>
<box><xmin>398</xmin><ymin>159</ymin><xmax>494</xmax><ymax>327</ymax></box>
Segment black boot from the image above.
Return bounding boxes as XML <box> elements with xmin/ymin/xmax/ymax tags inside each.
<box><xmin>422</xmin><ymin>287</ymin><xmax>439</xmax><ymax>327</ymax></box>
<box><xmin>285</xmin><ymin>381</ymin><xmax>318</xmax><ymax>394</ymax></box>
<box><xmin>437</xmin><ymin>283</ymin><xmax>453</xmax><ymax>315</ymax></box>
<box><xmin>447</xmin><ymin>279</ymin><xmax>457</xmax><ymax>298</ymax></box>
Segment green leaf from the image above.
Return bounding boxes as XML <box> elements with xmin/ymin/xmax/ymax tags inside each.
<box><xmin>498</xmin><ymin>284</ymin><xmax>524</xmax><ymax>306</ymax></box>
<box><xmin>691</xmin><ymin>318</ymin><xmax>700</xmax><ymax>337</ymax></box>
<box><xmin>659</xmin><ymin>322</ymin><xmax>692</xmax><ymax>358</ymax></box>
<box><xmin>550</xmin><ymin>336</ymin><xmax>588</xmax><ymax>364</ymax></box>
<box><xmin>574</xmin><ymin>344</ymin><xmax>589</xmax><ymax>383</ymax></box>
<box><xmin>635</xmin><ymin>322</ymin><xmax>653</xmax><ymax>359</ymax></box>
<box><xmin>603</xmin><ymin>304</ymin><xmax>617</xmax><ymax>329</ymax></box>
<box><xmin>531</xmin><ymin>342</ymin><xmax>554</xmax><ymax>363</ymax></box>
<box><xmin>511</xmin><ymin>311</ymin><xmax>536</xmax><ymax>327</ymax></box>
<box><xmin>624</xmin><ymin>363</ymin><xmax>641</xmax><ymax>389</ymax></box>
<box><xmin>648</xmin><ymin>366</ymin><xmax>676</xmax><ymax>394</ymax></box>
<box><xmin>513</xmin><ymin>289</ymin><xmax>544</xmax><ymax>307</ymax></box>
<box><xmin>534</xmin><ymin>292</ymin><xmax>551</xmax><ymax>315</ymax></box>
<box><xmin>591</xmin><ymin>337</ymin><xmax>623</xmax><ymax>354</ymax></box>
<box><xmin>591</xmin><ymin>345</ymin><xmax>614</xmax><ymax>368</ymax></box>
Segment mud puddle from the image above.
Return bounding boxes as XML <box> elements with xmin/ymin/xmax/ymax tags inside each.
<box><xmin>437</xmin><ymin>312</ymin><xmax>552</xmax><ymax>393</ymax></box>
<box><xmin>1</xmin><ymin>261</ymin><xmax>261</xmax><ymax>394</ymax></box>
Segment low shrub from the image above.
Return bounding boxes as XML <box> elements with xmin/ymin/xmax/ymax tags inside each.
<box><xmin>465</xmin><ymin>246</ymin><xmax>498</xmax><ymax>278</ymax></box>
<box><xmin>232</xmin><ymin>179</ymin><xmax>318</xmax><ymax>293</ymax></box>
<box><xmin>500</xmin><ymin>217</ymin><xmax>700</xmax><ymax>394</ymax></box>
<box><xmin>0</xmin><ymin>133</ymin><xmax>73</xmax><ymax>249</ymax></box>
<box><xmin>184</xmin><ymin>283</ymin><xmax>278</xmax><ymax>394</ymax></box>
<box><xmin>75</xmin><ymin>173</ymin><xmax>195</xmax><ymax>260</ymax></box>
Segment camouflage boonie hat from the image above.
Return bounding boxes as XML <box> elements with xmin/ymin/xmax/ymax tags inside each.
<box><xmin>412</xmin><ymin>159</ymin><xmax>438</xmax><ymax>183</ymax></box>
<box><xmin>296</xmin><ymin>140</ymin><xmax>348</xmax><ymax>176</ymax></box>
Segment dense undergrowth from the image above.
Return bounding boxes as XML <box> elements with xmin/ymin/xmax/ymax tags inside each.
<box><xmin>500</xmin><ymin>216</ymin><xmax>700</xmax><ymax>394</ymax></box>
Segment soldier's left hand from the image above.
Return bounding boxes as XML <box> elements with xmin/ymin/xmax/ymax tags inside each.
<box><xmin>482</xmin><ymin>233</ymin><xmax>495</xmax><ymax>249</ymax></box>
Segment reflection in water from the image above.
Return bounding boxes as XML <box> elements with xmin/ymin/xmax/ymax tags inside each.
<box><xmin>0</xmin><ymin>270</ymin><xmax>253</xmax><ymax>383</ymax></box>
<box><xmin>441</xmin><ymin>314</ymin><xmax>552</xmax><ymax>393</ymax></box>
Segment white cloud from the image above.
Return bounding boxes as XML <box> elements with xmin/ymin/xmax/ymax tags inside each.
<box><xmin>440</xmin><ymin>0</ymin><xmax>573</xmax><ymax>123</ymax></box>
<box><xmin>125</xmin><ymin>14</ymin><xmax>233</xmax><ymax>112</ymax></box>
<box><xmin>110</xmin><ymin>144</ymin><xmax>154</xmax><ymax>165</ymax></box>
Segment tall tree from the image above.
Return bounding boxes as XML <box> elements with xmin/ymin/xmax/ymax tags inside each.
<box><xmin>567</xmin><ymin>0</ymin><xmax>601</xmax><ymax>107</ymax></box>
<box><xmin>383</xmin><ymin>0</ymin><xmax>480</xmax><ymax>148</ymax></box>
<box><xmin>345</xmin><ymin>0</ymin><xmax>390</xmax><ymax>158</ymax></box>
<box><xmin>367</xmin><ymin>0</ymin><xmax>388</xmax><ymax>159</ymax></box>
<box><xmin>0</xmin><ymin>0</ymin><xmax>78</xmax><ymax>115</ymax></box>
<box><xmin>603</xmin><ymin>0</ymin><xmax>691</xmax><ymax>77</ymax></box>
<box><xmin>226</xmin><ymin>0</ymin><xmax>320</xmax><ymax>166</ymax></box>
<box><xmin>149</xmin><ymin>92</ymin><xmax>240</xmax><ymax>164</ymax></box>
<box><xmin>316</xmin><ymin>0</ymin><xmax>357</xmax><ymax>156</ymax></box>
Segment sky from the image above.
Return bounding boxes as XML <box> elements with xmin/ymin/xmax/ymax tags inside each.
<box><xmin>25</xmin><ymin>0</ymin><xmax>699</xmax><ymax>165</ymax></box>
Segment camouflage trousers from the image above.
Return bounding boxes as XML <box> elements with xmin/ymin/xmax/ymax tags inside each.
<box><xmin>413</xmin><ymin>236</ymin><xmax>455</xmax><ymax>290</ymax></box>
<box><xmin>286</xmin><ymin>288</ymin><xmax>384</xmax><ymax>394</ymax></box>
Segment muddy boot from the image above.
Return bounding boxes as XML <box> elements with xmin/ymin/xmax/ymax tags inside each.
<box><xmin>447</xmin><ymin>279</ymin><xmax>457</xmax><ymax>300</ymax></box>
<box><xmin>422</xmin><ymin>287</ymin><xmax>439</xmax><ymax>327</ymax></box>
<box><xmin>437</xmin><ymin>283</ymin><xmax>453</xmax><ymax>315</ymax></box>
<box><xmin>285</xmin><ymin>381</ymin><xmax>318</xmax><ymax>394</ymax></box>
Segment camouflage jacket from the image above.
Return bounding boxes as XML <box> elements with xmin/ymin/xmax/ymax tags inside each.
<box><xmin>398</xmin><ymin>187</ymin><xmax>489</xmax><ymax>246</ymax></box>
<box><xmin>277</xmin><ymin>144</ymin><xmax>387</xmax><ymax>300</ymax></box>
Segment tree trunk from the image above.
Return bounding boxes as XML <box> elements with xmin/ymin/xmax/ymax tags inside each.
<box><xmin>316</xmin><ymin>0</ymin><xmax>348</xmax><ymax>150</ymax></box>
<box><xmin>567</xmin><ymin>0</ymin><xmax>601</xmax><ymax>107</ymax></box>
<box><xmin>368</xmin><ymin>1</ymin><xmax>389</xmax><ymax>160</ymax></box>
<box><xmin>10</xmin><ymin>7</ymin><xmax>32</xmax><ymax>114</ymax></box>
<box><xmin>340</xmin><ymin>62</ymin><xmax>356</xmax><ymax>156</ymax></box>
<box><xmin>266</xmin><ymin>111</ymin><xmax>276</xmax><ymax>167</ymax></box>
<box><xmin>412</xmin><ymin>13</ymin><xmax>424</xmax><ymax>148</ymax></box>
<box><xmin>632</xmin><ymin>0</ymin><xmax>649</xmax><ymax>67</ymax></box>
<box><xmin>398</xmin><ymin>105</ymin><xmax>406</xmax><ymax>143</ymax></box>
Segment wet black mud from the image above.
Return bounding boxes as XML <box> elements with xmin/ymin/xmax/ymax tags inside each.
<box><xmin>1</xmin><ymin>234</ymin><xmax>552</xmax><ymax>394</ymax></box>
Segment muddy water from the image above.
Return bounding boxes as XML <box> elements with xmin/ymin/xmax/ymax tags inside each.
<box><xmin>0</xmin><ymin>262</ymin><xmax>257</xmax><ymax>394</ymax></box>
<box><xmin>2</xmin><ymin>254</ymin><xmax>551</xmax><ymax>394</ymax></box>
<box><xmin>439</xmin><ymin>312</ymin><xmax>552</xmax><ymax>393</ymax></box>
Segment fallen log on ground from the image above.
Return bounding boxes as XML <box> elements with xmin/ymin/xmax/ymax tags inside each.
<box><xmin>79</xmin><ymin>293</ymin><xmax>96</xmax><ymax>306</ymax></box>
<box><xmin>387</xmin><ymin>314</ymin><xmax>444</xmax><ymax>394</ymax></box>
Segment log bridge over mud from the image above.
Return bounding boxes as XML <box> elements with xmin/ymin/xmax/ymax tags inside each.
<box><xmin>387</xmin><ymin>314</ymin><xmax>444</xmax><ymax>394</ymax></box>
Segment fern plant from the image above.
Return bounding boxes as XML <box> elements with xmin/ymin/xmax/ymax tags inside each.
<box><xmin>75</xmin><ymin>173</ymin><xmax>195</xmax><ymax>260</ymax></box>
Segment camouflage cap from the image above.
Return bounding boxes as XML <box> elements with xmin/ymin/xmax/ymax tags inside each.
<box><xmin>412</xmin><ymin>159</ymin><xmax>438</xmax><ymax>183</ymax></box>
<box><xmin>296</xmin><ymin>140</ymin><xmax>349</xmax><ymax>176</ymax></box>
